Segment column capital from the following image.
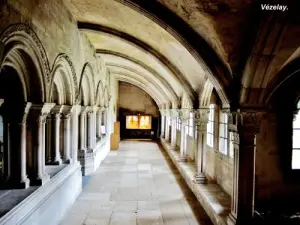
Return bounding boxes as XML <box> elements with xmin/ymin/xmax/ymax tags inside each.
<box><xmin>170</xmin><ymin>108</ymin><xmax>179</xmax><ymax>118</ymax></box>
<box><xmin>71</xmin><ymin>105</ymin><xmax>81</xmax><ymax>116</ymax></box>
<box><xmin>29</xmin><ymin>103</ymin><xmax>55</xmax><ymax>123</ymax></box>
<box><xmin>31</xmin><ymin>103</ymin><xmax>56</xmax><ymax>114</ymax></box>
<box><xmin>195</xmin><ymin>108</ymin><xmax>209</xmax><ymax>131</ymax></box>
<box><xmin>228</xmin><ymin>110</ymin><xmax>265</xmax><ymax>134</ymax></box>
<box><xmin>179</xmin><ymin>108</ymin><xmax>191</xmax><ymax>121</ymax></box>
<box><xmin>159</xmin><ymin>109</ymin><xmax>166</xmax><ymax>116</ymax></box>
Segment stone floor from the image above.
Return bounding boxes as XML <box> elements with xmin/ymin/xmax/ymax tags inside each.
<box><xmin>60</xmin><ymin>140</ymin><xmax>213</xmax><ymax>225</ymax></box>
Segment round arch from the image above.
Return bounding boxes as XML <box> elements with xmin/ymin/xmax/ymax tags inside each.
<box><xmin>49</xmin><ymin>53</ymin><xmax>78</xmax><ymax>105</ymax></box>
<box><xmin>0</xmin><ymin>23</ymin><xmax>48</xmax><ymax>103</ymax></box>
<box><xmin>78</xmin><ymin>62</ymin><xmax>96</xmax><ymax>105</ymax></box>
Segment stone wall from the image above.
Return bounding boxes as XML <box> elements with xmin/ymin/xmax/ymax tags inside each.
<box><xmin>118</xmin><ymin>82</ymin><xmax>159</xmax><ymax>117</ymax></box>
<box><xmin>205</xmin><ymin>145</ymin><xmax>233</xmax><ymax>196</ymax></box>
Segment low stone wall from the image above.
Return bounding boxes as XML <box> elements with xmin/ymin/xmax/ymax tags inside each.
<box><xmin>0</xmin><ymin>163</ymin><xmax>82</xmax><ymax>225</ymax></box>
<box><xmin>79</xmin><ymin>136</ymin><xmax>110</xmax><ymax>176</ymax></box>
<box><xmin>160</xmin><ymin>138</ymin><xmax>230</xmax><ymax>225</ymax></box>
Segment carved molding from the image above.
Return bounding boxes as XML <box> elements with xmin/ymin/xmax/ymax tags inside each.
<box><xmin>228</xmin><ymin>110</ymin><xmax>265</xmax><ymax>133</ymax></box>
<box><xmin>51</xmin><ymin>53</ymin><xmax>78</xmax><ymax>102</ymax></box>
<box><xmin>0</xmin><ymin>23</ymin><xmax>51</xmax><ymax>83</ymax></box>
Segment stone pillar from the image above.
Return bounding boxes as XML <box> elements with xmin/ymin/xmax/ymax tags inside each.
<box><xmin>53</xmin><ymin>113</ymin><xmax>62</xmax><ymax>165</ymax></box>
<box><xmin>87</xmin><ymin>110</ymin><xmax>94</xmax><ymax>151</ymax></box>
<box><xmin>62</xmin><ymin>113</ymin><xmax>71</xmax><ymax>163</ymax></box>
<box><xmin>79</xmin><ymin>108</ymin><xmax>87</xmax><ymax>151</ymax></box>
<box><xmin>178</xmin><ymin>109</ymin><xmax>189</xmax><ymax>162</ymax></box>
<box><xmin>170</xmin><ymin>109</ymin><xmax>178</xmax><ymax>149</ymax></box>
<box><xmin>71</xmin><ymin>105</ymin><xmax>81</xmax><ymax>163</ymax></box>
<box><xmin>45</xmin><ymin>116</ymin><xmax>52</xmax><ymax>164</ymax></box>
<box><xmin>4</xmin><ymin>103</ymin><xmax>32</xmax><ymax>189</ymax></box>
<box><xmin>227</xmin><ymin>111</ymin><xmax>264</xmax><ymax>225</ymax></box>
<box><xmin>159</xmin><ymin>109</ymin><xmax>165</xmax><ymax>139</ymax></box>
<box><xmin>96</xmin><ymin>109</ymin><xmax>102</xmax><ymax>139</ymax></box>
<box><xmin>165</xmin><ymin>110</ymin><xmax>170</xmax><ymax>141</ymax></box>
<box><xmin>194</xmin><ymin>108</ymin><xmax>209</xmax><ymax>184</ymax></box>
<box><xmin>0</xmin><ymin>99</ymin><xmax>10</xmax><ymax>182</ymax></box>
<box><xmin>30</xmin><ymin>103</ymin><xmax>55</xmax><ymax>186</ymax></box>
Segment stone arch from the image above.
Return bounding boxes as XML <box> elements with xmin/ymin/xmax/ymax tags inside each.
<box><xmin>103</xmin><ymin>85</ymin><xmax>110</xmax><ymax>108</ymax></box>
<box><xmin>181</xmin><ymin>94</ymin><xmax>193</xmax><ymax>109</ymax></box>
<box><xmin>0</xmin><ymin>23</ymin><xmax>48</xmax><ymax>103</ymax></box>
<box><xmin>265</xmin><ymin>57</ymin><xmax>300</xmax><ymax>105</ymax></box>
<box><xmin>96</xmin><ymin>80</ymin><xmax>105</xmax><ymax>107</ymax></box>
<box><xmin>49</xmin><ymin>53</ymin><xmax>78</xmax><ymax>105</ymax></box>
<box><xmin>199</xmin><ymin>79</ymin><xmax>214</xmax><ymax>108</ymax></box>
<box><xmin>78</xmin><ymin>63</ymin><xmax>96</xmax><ymax>106</ymax></box>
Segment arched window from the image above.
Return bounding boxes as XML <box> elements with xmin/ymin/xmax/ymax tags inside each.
<box><xmin>219</xmin><ymin>111</ymin><xmax>228</xmax><ymax>155</ymax></box>
<box><xmin>292</xmin><ymin>101</ymin><xmax>300</xmax><ymax>169</ymax></box>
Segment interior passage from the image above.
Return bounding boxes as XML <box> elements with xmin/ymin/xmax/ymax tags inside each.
<box><xmin>60</xmin><ymin>141</ymin><xmax>212</xmax><ymax>225</ymax></box>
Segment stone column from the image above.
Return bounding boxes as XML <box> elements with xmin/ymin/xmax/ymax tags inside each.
<box><xmin>159</xmin><ymin>109</ymin><xmax>165</xmax><ymax>139</ymax></box>
<box><xmin>194</xmin><ymin>108</ymin><xmax>209</xmax><ymax>184</ymax></box>
<box><xmin>178</xmin><ymin>109</ymin><xmax>189</xmax><ymax>162</ymax></box>
<box><xmin>46</xmin><ymin>116</ymin><xmax>53</xmax><ymax>164</ymax></box>
<box><xmin>71</xmin><ymin>105</ymin><xmax>81</xmax><ymax>163</ymax></box>
<box><xmin>165</xmin><ymin>110</ymin><xmax>170</xmax><ymax>141</ymax></box>
<box><xmin>227</xmin><ymin>111</ymin><xmax>264</xmax><ymax>225</ymax></box>
<box><xmin>96</xmin><ymin>109</ymin><xmax>102</xmax><ymax>139</ymax></box>
<box><xmin>30</xmin><ymin>103</ymin><xmax>55</xmax><ymax>186</ymax></box>
<box><xmin>79</xmin><ymin>108</ymin><xmax>87</xmax><ymax>151</ymax></box>
<box><xmin>53</xmin><ymin>112</ymin><xmax>62</xmax><ymax>165</ymax></box>
<box><xmin>5</xmin><ymin>103</ymin><xmax>32</xmax><ymax>189</ymax></box>
<box><xmin>87</xmin><ymin>110</ymin><xmax>95</xmax><ymax>151</ymax></box>
<box><xmin>62</xmin><ymin>113</ymin><xmax>71</xmax><ymax>163</ymax></box>
<box><xmin>170</xmin><ymin>109</ymin><xmax>178</xmax><ymax>149</ymax></box>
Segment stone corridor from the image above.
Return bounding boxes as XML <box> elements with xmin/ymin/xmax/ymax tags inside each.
<box><xmin>60</xmin><ymin>141</ymin><xmax>212</xmax><ymax>225</ymax></box>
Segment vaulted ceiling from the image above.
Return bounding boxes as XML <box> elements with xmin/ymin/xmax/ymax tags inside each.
<box><xmin>62</xmin><ymin>0</ymin><xmax>300</xmax><ymax>109</ymax></box>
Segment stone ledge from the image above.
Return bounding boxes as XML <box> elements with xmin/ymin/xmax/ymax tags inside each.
<box><xmin>0</xmin><ymin>162</ymin><xmax>82</xmax><ymax>225</ymax></box>
<box><xmin>79</xmin><ymin>136</ymin><xmax>110</xmax><ymax>176</ymax></box>
<box><xmin>160</xmin><ymin>138</ymin><xmax>231</xmax><ymax>225</ymax></box>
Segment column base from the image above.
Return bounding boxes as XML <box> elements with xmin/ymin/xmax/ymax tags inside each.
<box><xmin>52</xmin><ymin>158</ymin><xmax>62</xmax><ymax>165</ymax></box>
<box><xmin>2</xmin><ymin>177</ymin><xmax>30</xmax><ymax>189</ymax></box>
<box><xmin>193</xmin><ymin>173</ymin><xmax>207</xmax><ymax>184</ymax></box>
<box><xmin>177</xmin><ymin>156</ymin><xmax>188</xmax><ymax>162</ymax></box>
<box><xmin>64</xmin><ymin>158</ymin><xmax>72</xmax><ymax>164</ymax></box>
<box><xmin>30</xmin><ymin>173</ymin><xmax>50</xmax><ymax>186</ymax></box>
<box><xmin>227</xmin><ymin>213</ymin><xmax>236</xmax><ymax>225</ymax></box>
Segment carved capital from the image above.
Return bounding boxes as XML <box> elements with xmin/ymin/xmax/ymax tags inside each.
<box><xmin>87</xmin><ymin>111</ymin><xmax>94</xmax><ymax>117</ymax></box>
<box><xmin>38</xmin><ymin>113</ymin><xmax>49</xmax><ymax>124</ymax></box>
<box><xmin>179</xmin><ymin>109</ymin><xmax>191</xmax><ymax>121</ymax></box>
<box><xmin>170</xmin><ymin>109</ymin><xmax>179</xmax><ymax>119</ymax></box>
<box><xmin>231</xmin><ymin>131</ymin><xmax>240</xmax><ymax>145</ymax></box>
<box><xmin>53</xmin><ymin>113</ymin><xmax>61</xmax><ymax>120</ymax></box>
<box><xmin>228</xmin><ymin>110</ymin><xmax>265</xmax><ymax>134</ymax></box>
<box><xmin>62</xmin><ymin>113</ymin><xmax>72</xmax><ymax>120</ymax></box>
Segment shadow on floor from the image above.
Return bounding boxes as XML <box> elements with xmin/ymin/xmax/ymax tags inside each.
<box><xmin>157</xmin><ymin>142</ymin><xmax>213</xmax><ymax>225</ymax></box>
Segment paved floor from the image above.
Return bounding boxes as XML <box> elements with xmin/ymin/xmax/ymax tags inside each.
<box><xmin>60</xmin><ymin>140</ymin><xmax>212</xmax><ymax>225</ymax></box>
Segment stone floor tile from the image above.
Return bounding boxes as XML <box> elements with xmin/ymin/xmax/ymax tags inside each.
<box><xmin>60</xmin><ymin>141</ymin><xmax>212</xmax><ymax>225</ymax></box>
<box><xmin>113</xmin><ymin>201</ymin><xmax>138</xmax><ymax>212</ymax></box>
<box><xmin>109</xmin><ymin>212</ymin><xmax>137</xmax><ymax>225</ymax></box>
<box><xmin>137</xmin><ymin>210</ymin><xmax>163</xmax><ymax>225</ymax></box>
<box><xmin>138</xmin><ymin>201</ymin><xmax>160</xmax><ymax>211</ymax></box>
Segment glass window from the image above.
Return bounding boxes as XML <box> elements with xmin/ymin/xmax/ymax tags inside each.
<box><xmin>207</xmin><ymin>104</ymin><xmax>214</xmax><ymax>147</ymax></box>
<box><xmin>219</xmin><ymin>111</ymin><xmax>228</xmax><ymax>155</ymax></box>
<box><xmin>292</xmin><ymin>110</ymin><xmax>300</xmax><ymax>169</ymax></box>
